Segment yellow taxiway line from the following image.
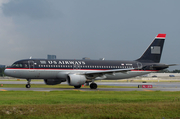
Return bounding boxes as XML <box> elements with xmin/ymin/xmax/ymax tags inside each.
<box><xmin>0</xmin><ymin>89</ymin><xmax>7</xmax><ymax>91</ymax></box>
<box><xmin>143</xmin><ymin>89</ymin><xmax>154</xmax><ymax>92</ymax></box>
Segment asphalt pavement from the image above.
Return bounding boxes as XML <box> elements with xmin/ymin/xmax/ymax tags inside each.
<box><xmin>1</xmin><ymin>80</ymin><xmax>180</xmax><ymax>91</ymax></box>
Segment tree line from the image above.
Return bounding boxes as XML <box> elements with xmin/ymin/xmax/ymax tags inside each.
<box><xmin>0</xmin><ymin>67</ymin><xmax>5</xmax><ymax>76</ymax></box>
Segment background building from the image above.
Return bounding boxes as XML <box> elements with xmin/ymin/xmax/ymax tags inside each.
<box><xmin>47</xmin><ymin>55</ymin><xmax>56</xmax><ymax>59</ymax></box>
<box><xmin>0</xmin><ymin>65</ymin><xmax>5</xmax><ymax>68</ymax></box>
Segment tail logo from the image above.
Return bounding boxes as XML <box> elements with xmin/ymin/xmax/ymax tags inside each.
<box><xmin>151</xmin><ymin>46</ymin><xmax>160</xmax><ymax>54</ymax></box>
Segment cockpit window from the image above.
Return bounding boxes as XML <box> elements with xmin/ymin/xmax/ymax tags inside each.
<box><xmin>11</xmin><ymin>63</ymin><xmax>23</xmax><ymax>68</ymax></box>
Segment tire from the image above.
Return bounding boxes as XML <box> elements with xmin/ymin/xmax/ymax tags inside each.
<box><xmin>90</xmin><ymin>83</ymin><xmax>97</xmax><ymax>89</ymax></box>
<box><xmin>26</xmin><ymin>84</ymin><xmax>31</xmax><ymax>88</ymax></box>
<box><xmin>74</xmin><ymin>85</ymin><xmax>81</xmax><ymax>89</ymax></box>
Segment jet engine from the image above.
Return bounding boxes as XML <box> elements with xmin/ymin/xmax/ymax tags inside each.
<box><xmin>67</xmin><ymin>74</ymin><xmax>87</xmax><ymax>86</ymax></box>
<box><xmin>44</xmin><ymin>79</ymin><xmax>65</xmax><ymax>85</ymax></box>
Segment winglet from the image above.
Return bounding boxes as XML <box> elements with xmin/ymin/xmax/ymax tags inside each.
<box><xmin>156</xmin><ymin>34</ymin><xmax>166</xmax><ymax>39</ymax></box>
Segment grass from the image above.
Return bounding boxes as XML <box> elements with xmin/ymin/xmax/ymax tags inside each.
<box><xmin>0</xmin><ymin>91</ymin><xmax>180</xmax><ymax>118</ymax></box>
<box><xmin>1</xmin><ymin>102</ymin><xmax>180</xmax><ymax>119</ymax></box>
<box><xmin>1</xmin><ymin>91</ymin><xmax>180</xmax><ymax>105</ymax></box>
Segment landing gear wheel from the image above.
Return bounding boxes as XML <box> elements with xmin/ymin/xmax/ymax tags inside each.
<box><xmin>26</xmin><ymin>84</ymin><xmax>31</xmax><ymax>88</ymax></box>
<box><xmin>74</xmin><ymin>85</ymin><xmax>81</xmax><ymax>89</ymax></box>
<box><xmin>26</xmin><ymin>79</ymin><xmax>31</xmax><ymax>88</ymax></box>
<box><xmin>90</xmin><ymin>83</ymin><xmax>97</xmax><ymax>89</ymax></box>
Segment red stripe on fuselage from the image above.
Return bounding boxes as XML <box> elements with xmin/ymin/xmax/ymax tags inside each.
<box><xmin>5</xmin><ymin>68</ymin><xmax>159</xmax><ymax>72</ymax></box>
<box><xmin>5</xmin><ymin>68</ymin><xmax>107</xmax><ymax>71</ymax></box>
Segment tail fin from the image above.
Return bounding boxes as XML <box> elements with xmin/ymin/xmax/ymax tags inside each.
<box><xmin>136</xmin><ymin>34</ymin><xmax>166</xmax><ymax>63</ymax></box>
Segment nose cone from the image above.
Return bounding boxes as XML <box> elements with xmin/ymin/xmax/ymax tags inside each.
<box><xmin>4</xmin><ymin>69</ymin><xmax>11</xmax><ymax>76</ymax></box>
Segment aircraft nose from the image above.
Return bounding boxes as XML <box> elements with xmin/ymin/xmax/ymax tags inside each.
<box><xmin>4</xmin><ymin>69</ymin><xmax>11</xmax><ymax>76</ymax></box>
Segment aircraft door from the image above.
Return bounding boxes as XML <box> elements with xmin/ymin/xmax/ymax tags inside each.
<box><xmin>28</xmin><ymin>61</ymin><xmax>35</xmax><ymax>69</ymax></box>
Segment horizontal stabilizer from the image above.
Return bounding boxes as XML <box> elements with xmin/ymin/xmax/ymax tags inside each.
<box><xmin>152</xmin><ymin>64</ymin><xmax>178</xmax><ymax>68</ymax></box>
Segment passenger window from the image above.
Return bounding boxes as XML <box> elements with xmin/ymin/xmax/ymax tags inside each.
<box><xmin>24</xmin><ymin>64</ymin><xmax>28</xmax><ymax>68</ymax></box>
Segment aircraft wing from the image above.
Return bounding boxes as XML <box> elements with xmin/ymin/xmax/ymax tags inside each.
<box><xmin>83</xmin><ymin>68</ymin><xmax>134</xmax><ymax>75</ymax></box>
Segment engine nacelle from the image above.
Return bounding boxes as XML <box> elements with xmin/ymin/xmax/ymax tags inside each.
<box><xmin>44</xmin><ymin>79</ymin><xmax>65</xmax><ymax>85</ymax></box>
<box><xmin>67</xmin><ymin>74</ymin><xmax>87</xmax><ymax>86</ymax></box>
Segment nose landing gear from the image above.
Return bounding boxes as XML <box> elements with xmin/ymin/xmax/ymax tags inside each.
<box><xmin>26</xmin><ymin>79</ymin><xmax>31</xmax><ymax>88</ymax></box>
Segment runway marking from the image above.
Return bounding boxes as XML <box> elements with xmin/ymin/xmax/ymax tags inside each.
<box><xmin>73</xmin><ymin>89</ymin><xmax>85</xmax><ymax>92</ymax></box>
<box><xmin>0</xmin><ymin>89</ymin><xmax>7</xmax><ymax>91</ymax></box>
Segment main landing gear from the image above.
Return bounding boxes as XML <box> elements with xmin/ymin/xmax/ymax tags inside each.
<box><xmin>90</xmin><ymin>83</ymin><xmax>97</xmax><ymax>89</ymax></box>
<box><xmin>26</xmin><ymin>79</ymin><xmax>31</xmax><ymax>88</ymax></box>
<box><xmin>73</xmin><ymin>83</ymin><xmax>97</xmax><ymax>89</ymax></box>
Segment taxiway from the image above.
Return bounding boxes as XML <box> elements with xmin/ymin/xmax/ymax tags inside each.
<box><xmin>1</xmin><ymin>81</ymin><xmax>180</xmax><ymax>91</ymax></box>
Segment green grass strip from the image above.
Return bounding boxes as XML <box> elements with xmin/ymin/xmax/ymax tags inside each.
<box><xmin>0</xmin><ymin>91</ymin><xmax>180</xmax><ymax>105</ymax></box>
<box><xmin>0</xmin><ymin>91</ymin><xmax>180</xmax><ymax>118</ymax></box>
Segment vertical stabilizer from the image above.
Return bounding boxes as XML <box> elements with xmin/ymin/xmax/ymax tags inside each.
<box><xmin>136</xmin><ymin>34</ymin><xmax>166</xmax><ymax>63</ymax></box>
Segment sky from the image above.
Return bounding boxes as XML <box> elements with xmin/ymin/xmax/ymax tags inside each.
<box><xmin>0</xmin><ymin>0</ymin><xmax>180</xmax><ymax>70</ymax></box>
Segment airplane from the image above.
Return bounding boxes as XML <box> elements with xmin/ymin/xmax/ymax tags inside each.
<box><xmin>4</xmin><ymin>33</ymin><xmax>175</xmax><ymax>89</ymax></box>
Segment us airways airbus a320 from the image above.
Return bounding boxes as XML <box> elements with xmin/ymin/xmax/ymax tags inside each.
<box><xmin>4</xmin><ymin>34</ymin><xmax>175</xmax><ymax>89</ymax></box>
